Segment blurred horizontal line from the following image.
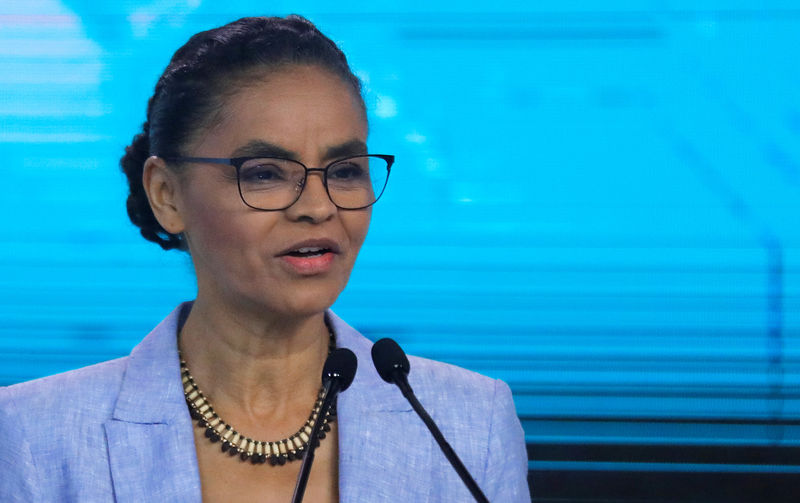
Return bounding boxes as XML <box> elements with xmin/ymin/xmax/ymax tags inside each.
<box><xmin>520</xmin><ymin>415</ymin><xmax>800</xmax><ymax>426</ymax></box>
<box><xmin>0</xmin><ymin>132</ymin><xmax>109</xmax><ymax>143</ymax></box>
<box><xmin>399</xmin><ymin>27</ymin><xmax>663</xmax><ymax>41</ymax></box>
<box><xmin>528</xmin><ymin>443</ymin><xmax>800</xmax><ymax>465</ymax></box>
<box><xmin>0</xmin><ymin>15</ymin><xmax>78</xmax><ymax>25</ymax></box>
<box><xmin>512</xmin><ymin>390</ymin><xmax>800</xmax><ymax>400</ymax></box>
<box><xmin>358</xmin><ymin>324</ymin><xmax>791</xmax><ymax>336</ymax></box>
<box><xmin>0</xmin><ymin>260</ymin><xmax>784</xmax><ymax>274</ymax></box>
<box><xmin>6</xmin><ymin>10</ymin><xmax>799</xmax><ymax>28</ymax></box>
<box><xmin>529</xmin><ymin>460</ymin><xmax>800</xmax><ymax>473</ymax></box>
<box><xmin>288</xmin><ymin>10</ymin><xmax>800</xmax><ymax>24</ymax></box>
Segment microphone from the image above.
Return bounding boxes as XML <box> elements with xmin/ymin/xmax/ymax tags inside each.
<box><xmin>371</xmin><ymin>338</ymin><xmax>490</xmax><ymax>503</ymax></box>
<box><xmin>291</xmin><ymin>348</ymin><xmax>357</xmax><ymax>503</ymax></box>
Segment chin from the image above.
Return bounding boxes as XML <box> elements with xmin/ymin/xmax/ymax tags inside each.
<box><xmin>270</xmin><ymin>286</ymin><xmax>343</xmax><ymax>319</ymax></box>
<box><xmin>218</xmin><ymin>270</ymin><xmax>349</xmax><ymax>320</ymax></box>
<box><xmin>275</xmin><ymin>301</ymin><xmax>335</xmax><ymax>320</ymax></box>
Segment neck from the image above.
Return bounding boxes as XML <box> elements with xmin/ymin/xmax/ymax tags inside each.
<box><xmin>178</xmin><ymin>295</ymin><xmax>331</xmax><ymax>424</ymax></box>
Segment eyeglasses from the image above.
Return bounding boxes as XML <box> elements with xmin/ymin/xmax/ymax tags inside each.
<box><xmin>164</xmin><ymin>154</ymin><xmax>394</xmax><ymax>211</ymax></box>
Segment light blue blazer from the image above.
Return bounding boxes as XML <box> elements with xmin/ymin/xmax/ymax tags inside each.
<box><xmin>0</xmin><ymin>303</ymin><xmax>530</xmax><ymax>502</ymax></box>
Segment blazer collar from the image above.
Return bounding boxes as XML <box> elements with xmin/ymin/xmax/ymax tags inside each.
<box><xmin>112</xmin><ymin>305</ymin><xmax>411</xmax><ymax>423</ymax></box>
<box><xmin>106</xmin><ymin>305</ymin><xmax>430</xmax><ymax>501</ymax></box>
<box><xmin>327</xmin><ymin>310</ymin><xmax>411</xmax><ymax>413</ymax></box>
<box><xmin>111</xmin><ymin>302</ymin><xmax>191</xmax><ymax>423</ymax></box>
<box><xmin>105</xmin><ymin>302</ymin><xmax>201</xmax><ymax>502</ymax></box>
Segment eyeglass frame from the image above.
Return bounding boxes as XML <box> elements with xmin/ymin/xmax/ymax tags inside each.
<box><xmin>162</xmin><ymin>154</ymin><xmax>395</xmax><ymax>211</ymax></box>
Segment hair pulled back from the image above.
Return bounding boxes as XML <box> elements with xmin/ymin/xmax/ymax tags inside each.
<box><xmin>120</xmin><ymin>15</ymin><xmax>365</xmax><ymax>250</ymax></box>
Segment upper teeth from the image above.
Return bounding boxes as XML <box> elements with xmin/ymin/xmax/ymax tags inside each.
<box><xmin>297</xmin><ymin>247</ymin><xmax>323</xmax><ymax>253</ymax></box>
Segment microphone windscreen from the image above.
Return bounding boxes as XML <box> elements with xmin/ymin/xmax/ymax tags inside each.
<box><xmin>371</xmin><ymin>338</ymin><xmax>410</xmax><ymax>384</ymax></box>
<box><xmin>322</xmin><ymin>348</ymin><xmax>357</xmax><ymax>391</ymax></box>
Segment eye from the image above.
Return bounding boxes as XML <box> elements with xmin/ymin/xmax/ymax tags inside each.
<box><xmin>329</xmin><ymin>162</ymin><xmax>367</xmax><ymax>181</ymax></box>
<box><xmin>239</xmin><ymin>160</ymin><xmax>288</xmax><ymax>184</ymax></box>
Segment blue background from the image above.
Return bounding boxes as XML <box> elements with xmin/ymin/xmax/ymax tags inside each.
<box><xmin>1</xmin><ymin>0</ymin><xmax>799</xmax><ymax>480</ymax></box>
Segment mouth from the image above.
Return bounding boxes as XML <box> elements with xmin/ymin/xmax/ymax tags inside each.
<box><xmin>285</xmin><ymin>246</ymin><xmax>333</xmax><ymax>258</ymax></box>
<box><xmin>277</xmin><ymin>239</ymin><xmax>342</xmax><ymax>275</ymax></box>
<box><xmin>279</xmin><ymin>239</ymin><xmax>341</xmax><ymax>258</ymax></box>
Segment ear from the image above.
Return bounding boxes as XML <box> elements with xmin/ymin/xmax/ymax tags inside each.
<box><xmin>142</xmin><ymin>156</ymin><xmax>186</xmax><ymax>235</ymax></box>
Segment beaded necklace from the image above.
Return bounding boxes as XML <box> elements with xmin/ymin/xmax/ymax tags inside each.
<box><xmin>179</xmin><ymin>328</ymin><xmax>335</xmax><ymax>465</ymax></box>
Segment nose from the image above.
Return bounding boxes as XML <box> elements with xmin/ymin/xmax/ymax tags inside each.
<box><xmin>284</xmin><ymin>170</ymin><xmax>336</xmax><ymax>223</ymax></box>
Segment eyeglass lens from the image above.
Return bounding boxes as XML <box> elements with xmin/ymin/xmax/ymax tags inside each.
<box><xmin>237</xmin><ymin>155</ymin><xmax>389</xmax><ymax>210</ymax></box>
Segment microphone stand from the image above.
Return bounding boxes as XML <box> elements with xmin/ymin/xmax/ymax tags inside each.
<box><xmin>291</xmin><ymin>376</ymin><xmax>339</xmax><ymax>503</ymax></box>
<box><xmin>291</xmin><ymin>347</ymin><xmax>356</xmax><ymax>503</ymax></box>
<box><xmin>390</xmin><ymin>369</ymin><xmax>490</xmax><ymax>503</ymax></box>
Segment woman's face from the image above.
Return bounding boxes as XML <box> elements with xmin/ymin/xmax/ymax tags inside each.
<box><xmin>173</xmin><ymin>65</ymin><xmax>371</xmax><ymax>318</ymax></box>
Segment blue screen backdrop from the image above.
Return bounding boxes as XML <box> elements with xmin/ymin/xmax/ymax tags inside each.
<box><xmin>1</xmin><ymin>0</ymin><xmax>799</xmax><ymax>485</ymax></box>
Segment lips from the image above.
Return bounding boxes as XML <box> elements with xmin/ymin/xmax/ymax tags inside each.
<box><xmin>278</xmin><ymin>238</ymin><xmax>341</xmax><ymax>275</ymax></box>
<box><xmin>278</xmin><ymin>238</ymin><xmax>341</xmax><ymax>257</ymax></box>
<box><xmin>286</xmin><ymin>246</ymin><xmax>330</xmax><ymax>258</ymax></box>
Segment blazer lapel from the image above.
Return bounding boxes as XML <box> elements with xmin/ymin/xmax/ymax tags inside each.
<box><xmin>330</xmin><ymin>313</ymin><xmax>434</xmax><ymax>501</ymax></box>
<box><xmin>104</xmin><ymin>304</ymin><xmax>201</xmax><ymax>502</ymax></box>
<box><xmin>103</xmin><ymin>307</ymin><xmax>435</xmax><ymax>501</ymax></box>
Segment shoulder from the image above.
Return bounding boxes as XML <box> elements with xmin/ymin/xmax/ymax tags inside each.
<box><xmin>405</xmin><ymin>354</ymin><xmax>520</xmax><ymax>449</ymax></box>
<box><xmin>0</xmin><ymin>358</ymin><xmax>130</xmax><ymax>455</ymax></box>
<box><xmin>329</xmin><ymin>309</ymin><xmax>497</xmax><ymax>394</ymax></box>
<box><xmin>406</xmin><ymin>355</ymin><xmax>529</xmax><ymax>500</ymax></box>
<box><xmin>322</xmin><ymin>312</ymin><xmax>530</xmax><ymax>500</ymax></box>
<box><xmin>328</xmin><ymin>309</ymin><xmax>511</xmax><ymax>419</ymax></box>
<box><xmin>0</xmin><ymin>357</ymin><xmax>130</xmax><ymax>502</ymax></box>
<box><xmin>1</xmin><ymin>356</ymin><xmax>129</xmax><ymax>423</ymax></box>
<box><xmin>408</xmin><ymin>353</ymin><xmax>499</xmax><ymax>401</ymax></box>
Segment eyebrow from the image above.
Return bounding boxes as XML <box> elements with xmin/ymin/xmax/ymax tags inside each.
<box><xmin>231</xmin><ymin>140</ymin><xmax>295</xmax><ymax>159</ymax></box>
<box><xmin>230</xmin><ymin>139</ymin><xmax>368</xmax><ymax>162</ymax></box>
<box><xmin>323</xmin><ymin>139</ymin><xmax>368</xmax><ymax>160</ymax></box>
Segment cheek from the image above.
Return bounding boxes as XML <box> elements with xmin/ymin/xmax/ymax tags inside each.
<box><xmin>185</xmin><ymin>210</ymin><xmax>237</xmax><ymax>263</ymax></box>
<box><xmin>181</xmin><ymin>190</ymin><xmax>263</xmax><ymax>261</ymax></box>
<box><xmin>345</xmin><ymin>209</ymin><xmax>372</xmax><ymax>251</ymax></box>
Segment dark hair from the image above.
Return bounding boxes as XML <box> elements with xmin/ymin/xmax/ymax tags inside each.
<box><xmin>120</xmin><ymin>15</ymin><xmax>365</xmax><ymax>250</ymax></box>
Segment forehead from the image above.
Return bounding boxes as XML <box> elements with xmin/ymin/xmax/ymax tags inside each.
<box><xmin>194</xmin><ymin>65</ymin><xmax>367</xmax><ymax>161</ymax></box>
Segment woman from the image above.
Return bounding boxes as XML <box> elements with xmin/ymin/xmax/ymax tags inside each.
<box><xmin>0</xmin><ymin>15</ymin><xmax>529</xmax><ymax>502</ymax></box>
